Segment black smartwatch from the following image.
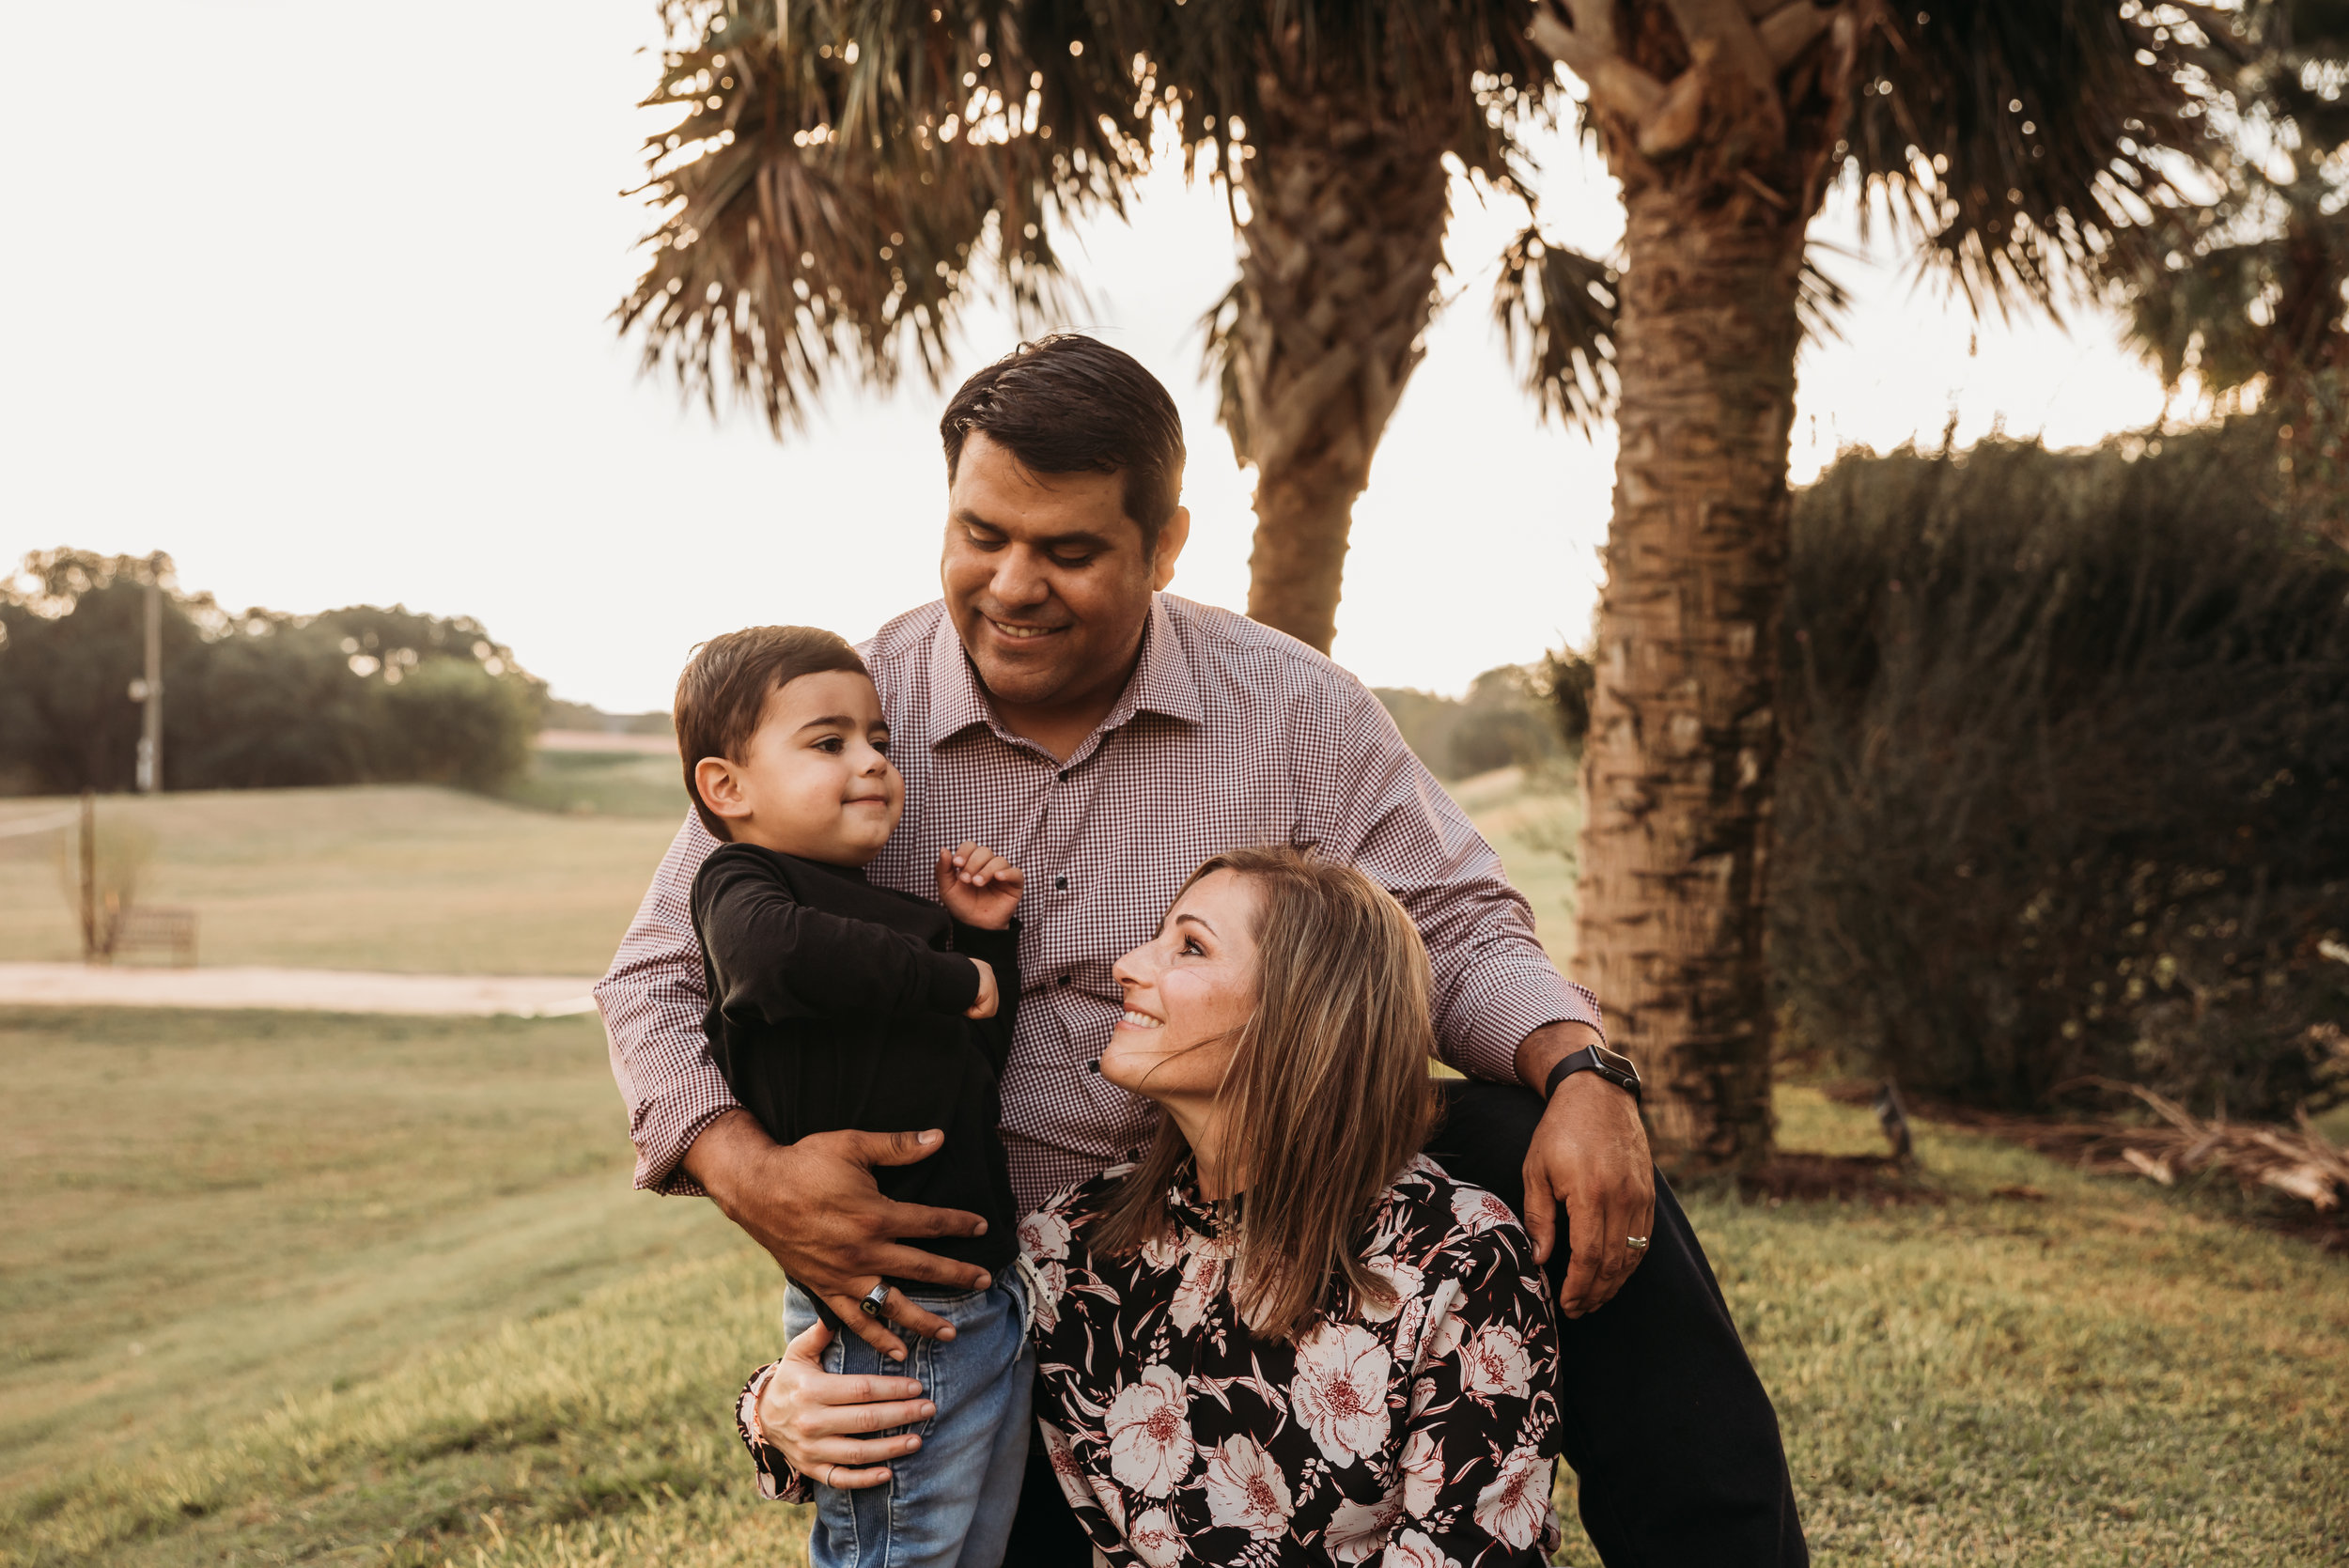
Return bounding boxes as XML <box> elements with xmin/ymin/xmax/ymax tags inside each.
<box><xmin>1544</xmin><ymin>1043</ymin><xmax>1641</xmax><ymax>1102</ymax></box>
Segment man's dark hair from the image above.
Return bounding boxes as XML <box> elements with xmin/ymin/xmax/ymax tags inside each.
<box><xmin>940</xmin><ymin>334</ymin><xmax>1187</xmax><ymax>554</ymax></box>
<box><xmin>674</xmin><ymin>625</ymin><xmax>868</xmax><ymax>840</ymax></box>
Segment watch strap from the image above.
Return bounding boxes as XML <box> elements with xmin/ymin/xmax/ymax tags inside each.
<box><xmin>1544</xmin><ymin>1044</ymin><xmax>1641</xmax><ymax>1102</ymax></box>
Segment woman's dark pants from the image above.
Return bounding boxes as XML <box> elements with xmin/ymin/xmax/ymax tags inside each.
<box><xmin>1003</xmin><ymin>1079</ymin><xmax>1809</xmax><ymax>1567</ymax></box>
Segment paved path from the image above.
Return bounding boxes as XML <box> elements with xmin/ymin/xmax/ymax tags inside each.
<box><xmin>0</xmin><ymin>963</ymin><xmax>599</xmax><ymax>1017</ymax></box>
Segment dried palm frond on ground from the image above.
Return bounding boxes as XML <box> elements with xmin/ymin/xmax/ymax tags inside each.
<box><xmin>2060</xmin><ymin>1079</ymin><xmax>2349</xmax><ymax>1214</ymax></box>
<box><xmin>1823</xmin><ymin>1077</ymin><xmax>2349</xmax><ymax>1251</ymax></box>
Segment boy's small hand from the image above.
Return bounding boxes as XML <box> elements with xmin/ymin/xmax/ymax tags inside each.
<box><xmin>935</xmin><ymin>843</ymin><xmax>1023</xmax><ymax>930</ymax></box>
<box><xmin>965</xmin><ymin>957</ymin><xmax>999</xmax><ymax>1019</ymax></box>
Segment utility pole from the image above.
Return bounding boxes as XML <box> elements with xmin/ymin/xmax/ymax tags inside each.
<box><xmin>132</xmin><ymin>565</ymin><xmax>163</xmax><ymax>794</ymax></box>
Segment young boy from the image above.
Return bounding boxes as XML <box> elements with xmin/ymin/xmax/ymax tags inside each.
<box><xmin>675</xmin><ymin>625</ymin><xmax>1031</xmax><ymax>1568</ymax></box>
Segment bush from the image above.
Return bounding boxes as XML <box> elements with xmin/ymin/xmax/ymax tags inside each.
<box><xmin>0</xmin><ymin>551</ymin><xmax>545</xmax><ymax>796</ymax></box>
<box><xmin>1771</xmin><ymin>429</ymin><xmax>2349</xmax><ymax>1120</ymax></box>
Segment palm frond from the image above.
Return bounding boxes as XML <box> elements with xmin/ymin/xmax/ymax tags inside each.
<box><xmin>621</xmin><ymin>0</ymin><xmax>1575</xmax><ymax>434</ymax></box>
<box><xmin>1847</xmin><ymin>0</ymin><xmax>2223</xmax><ymax>313</ymax></box>
<box><xmin>1494</xmin><ymin>229</ymin><xmax>1853</xmax><ymax>431</ymax></box>
<box><xmin>619</xmin><ymin>1</ymin><xmax>1146</xmax><ymax>432</ymax></box>
<box><xmin>1493</xmin><ymin>226</ymin><xmax>1619</xmax><ymax>432</ymax></box>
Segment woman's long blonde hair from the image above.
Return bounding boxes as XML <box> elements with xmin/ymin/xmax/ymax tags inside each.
<box><xmin>1093</xmin><ymin>846</ymin><xmax>1439</xmax><ymax>1342</ymax></box>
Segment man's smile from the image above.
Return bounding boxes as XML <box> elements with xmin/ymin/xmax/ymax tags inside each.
<box><xmin>984</xmin><ymin>614</ymin><xmax>1067</xmax><ymax>643</ymax></box>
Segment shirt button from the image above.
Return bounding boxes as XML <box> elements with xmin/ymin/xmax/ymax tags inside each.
<box><xmin>1057</xmin><ymin>769</ymin><xmax>1070</xmax><ymax>782</ymax></box>
<box><xmin>1055</xmin><ymin>876</ymin><xmax>1068</xmax><ymax>891</ymax></box>
<box><xmin>1058</xmin><ymin>974</ymin><xmax>1071</xmax><ymax>986</ymax></box>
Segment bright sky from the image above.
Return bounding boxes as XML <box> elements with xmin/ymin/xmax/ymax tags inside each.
<box><xmin>1</xmin><ymin>2</ymin><xmax>2181</xmax><ymax>713</ymax></box>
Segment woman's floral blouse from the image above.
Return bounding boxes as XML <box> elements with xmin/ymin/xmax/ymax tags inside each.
<box><xmin>1019</xmin><ymin>1154</ymin><xmax>1563</xmax><ymax>1568</ymax></box>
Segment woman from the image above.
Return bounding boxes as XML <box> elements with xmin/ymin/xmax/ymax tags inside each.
<box><xmin>744</xmin><ymin>847</ymin><xmax>1563</xmax><ymax>1566</ymax></box>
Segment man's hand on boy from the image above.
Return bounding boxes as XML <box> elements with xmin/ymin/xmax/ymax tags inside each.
<box><xmin>682</xmin><ymin>1110</ymin><xmax>992</xmax><ymax>1360</ymax></box>
<box><xmin>965</xmin><ymin>957</ymin><xmax>999</xmax><ymax>1019</ymax></box>
<box><xmin>936</xmin><ymin>842</ymin><xmax>1022</xmax><ymax>929</ymax></box>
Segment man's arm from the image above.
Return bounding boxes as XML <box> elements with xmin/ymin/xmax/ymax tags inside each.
<box><xmin>596</xmin><ymin>816</ymin><xmax>990</xmax><ymax>1357</ymax></box>
<box><xmin>1311</xmin><ymin>684</ymin><xmax>1654</xmax><ymax>1313</ymax></box>
<box><xmin>595</xmin><ymin>815</ymin><xmax>740</xmax><ymax>1195</ymax></box>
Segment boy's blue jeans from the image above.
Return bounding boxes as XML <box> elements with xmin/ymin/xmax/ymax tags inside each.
<box><xmin>784</xmin><ymin>1276</ymin><xmax>1034</xmax><ymax>1568</ymax></box>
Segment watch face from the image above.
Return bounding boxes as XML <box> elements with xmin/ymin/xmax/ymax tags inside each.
<box><xmin>1592</xmin><ymin>1045</ymin><xmax>1640</xmax><ymax>1085</ymax></box>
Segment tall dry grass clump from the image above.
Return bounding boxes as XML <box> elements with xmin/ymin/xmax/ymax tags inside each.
<box><xmin>1772</xmin><ymin>428</ymin><xmax>2349</xmax><ymax>1120</ymax></box>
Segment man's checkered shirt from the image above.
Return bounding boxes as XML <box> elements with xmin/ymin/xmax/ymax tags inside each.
<box><xmin>595</xmin><ymin>593</ymin><xmax>1602</xmax><ymax>1214</ymax></box>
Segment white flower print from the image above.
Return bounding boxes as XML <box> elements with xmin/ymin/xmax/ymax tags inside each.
<box><xmin>1472</xmin><ymin>1438</ymin><xmax>1553</xmax><ymax>1549</ymax></box>
<box><xmin>1449</xmin><ymin>1184</ymin><xmax>1517</xmax><ymax>1236</ymax></box>
<box><xmin>1203</xmin><ymin>1434</ymin><xmax>1294</xmax><ymax>1540</ymax></box>
<box><xmin>1168</xmin><ymin>1237</ymin><xmax>1225</xmax><ymax>1332</ymax></box>
<box><xmin>1459</xmin><ymin>1323</ymin><xmax>1532</xmax><ymax>1400</ymax></box>
<box><xmin>1025</xmin><ymin>1259</ymin><xmax>1067</xmax><ymax>1333</ymax></box>
<box><xmin>1106</xmin><ymin>1363</ymin><xmax>1194</xmax><ymax>1497</ymax></box>
<box><xmin>1019</xmin><ymin>1206</ymin><xmax>1073</xmax><ymax>1264</ymax></box>
<box><xmin>1139</xmin><ymin>1223</ymin><xmax>1184</xmax><ymax>1272</ymax></box>
<box><xmin>1291</xmin><ymin>1321</ymin><xmax>1392</xmax><ymax>1466</ymax></box>
<box><xmin>1379</xmin><ymin>1528</ymin><xmax>1459</xmax><ymax>1568</ymax></box>
<box><xmin>1423</xmin><ymin>1292</ymin><xmax>1466</xmax><ymax>1365</ymax></box>
<box><xmin>1324</xmin><ymin>1487</ymin><xmax>1403</xmax><ymax>1562</ymax></box>
<box><xmin>1128</xmin><ymin>1505</ymin><xmax>1184</xmax><ymax>1568</ymax></box>
<box><xmin>1358</xmin><ymin>1254</ymin><xmax>1424</xmax><ymax>1324</ymax></box>
<box><xmin>1398</xmin><ymin>1423</ymin><xmax>1445</xmax><ymax>1517</ymax></box>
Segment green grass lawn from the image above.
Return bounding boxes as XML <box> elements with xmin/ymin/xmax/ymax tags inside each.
<box><xmin>0</xmin><ymin>785</ymin><xmax>686</xmax><ymax>974</ymax></box>
<box><xmin>7</xmin><ymin>1014</ymin><xmax>2341</xmax><ymax>1566</ymax></box>
<box><xmin>0</xmin><ymin>1006</ymin><xmax>739</xmax><ymax>1505</ymax></box>
<box><xmin>6</xmin><ymin>771</ymin><xmax>2345</xmax><ymax>1565</ymax></box>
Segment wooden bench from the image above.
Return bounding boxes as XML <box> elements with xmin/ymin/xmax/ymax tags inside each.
<box><xmin>108</xmin><ymin>907</ymin><xmax>197</xmax><ymax>968</ymax></box>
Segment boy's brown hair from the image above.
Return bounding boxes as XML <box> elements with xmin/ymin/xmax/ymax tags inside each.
<box><xmin>674</xmin><ymin>626</ymin><xmax>868</xmax><ymax>840</ymax></box>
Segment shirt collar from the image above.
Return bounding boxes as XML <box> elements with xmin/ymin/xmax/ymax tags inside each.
<box><xmin>926</xmin><ymin>594</ymin><xmax>1206</xmax><ymax>753</ymax></box>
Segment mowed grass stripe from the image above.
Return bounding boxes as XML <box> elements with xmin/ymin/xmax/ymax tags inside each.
<box><xmin>0</xmin><ymin>1007</ymin><xmax>740</xmax><ymax>1497</ymax></box>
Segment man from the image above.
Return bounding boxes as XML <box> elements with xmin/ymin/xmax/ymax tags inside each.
<box><xmin>598</xmin><ymin>335</ymin><xmax>1806</xmax><ymax>1564</ymax></box>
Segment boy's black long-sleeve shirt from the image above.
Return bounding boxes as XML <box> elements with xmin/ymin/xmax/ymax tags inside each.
<box><xmin>689</xmin><ymin>842</ymin><xmax>1019</xmax><ymax>1278</ymax></box>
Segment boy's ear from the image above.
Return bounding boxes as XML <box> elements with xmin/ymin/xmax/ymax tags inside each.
<box><xmin>693</xmin><ymin>755</ymin><xmax>754</xmax><ymax>822</ymax></box>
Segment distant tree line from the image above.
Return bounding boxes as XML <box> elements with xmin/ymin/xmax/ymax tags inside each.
<box><xmin>0</xmin><ymin>551</ymin><xmax>543</xmax><ymax>796</ymax></box>
<box><xmin>1375</xmin><ymin>665</ymin><xmax>1578</xmax><ymax>784</ymax></box>
<box><xmin>1690</xmin><ymin>427</ymin><xmax>2346</xmax><ymax>1125</ymax></box>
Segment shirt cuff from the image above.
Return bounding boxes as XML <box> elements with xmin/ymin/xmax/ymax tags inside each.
<box><xmin>631</xmin><ymin>1098</ymin><xmax>739</xmax><ymax>1197</ymax></box>
<box><xmin>925</xmin><ymin>949</ymin><xmax>984</xmax><ymax>1014</ymax></box>
<box><xmin>1444</xmin><ymin>956</ymin><xmax>1606</xmax><ymax>1085</ymax></box>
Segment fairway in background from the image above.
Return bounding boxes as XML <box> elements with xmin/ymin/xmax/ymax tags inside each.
<box><xmin>1452</xmin><ymin>766</ymin><xmax>1582</xmax><ymax>973</ymax></box>
<box><xmin>0</xmin><ymin>788</ymin><xmax>684</xmax><ymax>973</ymax></box>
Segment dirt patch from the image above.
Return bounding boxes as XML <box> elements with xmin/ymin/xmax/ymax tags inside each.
<box><xmin>1736</xmin><ymin>1152</ymin><xmax>1944</xmax><ymax>1206</ymax></box>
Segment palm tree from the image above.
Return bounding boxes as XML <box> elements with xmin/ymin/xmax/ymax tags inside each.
<box><xmin>1523</xmin><ymin>0</ymin><xmax>2216</xmax><ymax>1167</ymax></box>
<box><xmin>2115</xmin><ymin>2</ymin><xmax>2349</xmax><ymax>550</ymax></box>
<box><xmin>617</xmin><ymin>1</ymin><xmax>1598</xmax><ymax>653</ymax></box>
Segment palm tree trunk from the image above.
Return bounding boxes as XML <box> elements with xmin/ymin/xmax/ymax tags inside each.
<box><xmin>1229</xmin><ymin>93</ymin><xmax>1451</xmax><ymax>653</ymax></box>
<box><xmin>1575</xmin><ymin>185</ymin><xmax>1809</xmax><ymax>1172</ymax></box>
